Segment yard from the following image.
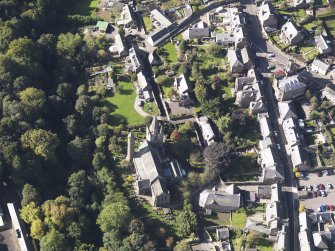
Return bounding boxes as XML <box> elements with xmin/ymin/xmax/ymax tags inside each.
<box><xmin>143</xmin><ymin>16</ymin><xmax>153</xmax><ymax>33</ymax></box>
<box><xmin>231</xmin><ymin>211</ymin><xmax>248</xmax><ymax>229</ymax></box>
<box><xmin>73</xmin><ymin>0</ymin><xmax>98</xmax><ymax>16</ymax></box>
<box><xmin>163</xmin><ymin>42</ymin><xmax>178</xmax><ymax>62</ymax></box>
<box><xmin>104</xmin><ymin>81</ymin><xmax>144</xmax><ymax>125</ymax></box>
<box><xmin>325</xmin><ymin>18</ymin><xmax>335</xmax><ymax>38</ymax></box>
<box><xmin>203</xmin><ymin>212</ymin><xmax>231</xmax><ymax>226</ymax></box>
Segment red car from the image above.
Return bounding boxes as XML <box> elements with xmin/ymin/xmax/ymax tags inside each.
<box><xmin>329</xmin><ymin>205</ymin><xmax>335</xmax><ymax>211</ymax></box>
<box><xmin>313</xmin><ymin>191</ymin><xmax>317</xmax><ymax>198</ymax></box>
<box><xmin>317</xmin><ymin>171</ymin><xmax>322</xmax><ymax>177</ymax></box>
<box><xmin>320</xmin><ymin>184</ymin><xmax>325</xmax><ymax>190</ymax></box>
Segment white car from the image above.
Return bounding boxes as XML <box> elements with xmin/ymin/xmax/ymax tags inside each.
<box><xmin>274</xmin><ymin>131</ymin><xmax>278</xmax><ymax>137</ymax></box>
<box><xmin>307</xmin><ymin>185</ymin><xmax>313</xmax><ymax>191</ymax></box>
<box><xmin>267</xmin><ymin>53</ymin><xmax>275</xmax><ymax>58</ymax></box>
<box><xmin>327</xmin><ymin>183</ymin><xmax>333</xmax><ymax>189</ymax></box>
<box><xmin>321</xmin><ymin>190</ymin><xmax>327</xmax><ymax>197</ymax></box>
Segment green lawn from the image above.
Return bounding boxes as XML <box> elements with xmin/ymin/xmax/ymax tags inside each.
<box><xmin>297</xmin><ymin>9</ymin><xmax>305</xmax><ymax>17</ymax></box>
<box><xmin>104</xmin><ymin>81</ymin><xmax>144</xmax><ymax>125</ymax></box>
<box><xmin>163</xmin><ymin>42</ymin><xmax>178</xmax><ymax>62</ymax></box>
<box><xmin>73</xmin><ymin>0</ymin><xmax>98</xmax><ymax>16</ymax></box>
<box><xmin>300</xmin><ymin>46</ymin><xmax>315</xmax><ymax>53</ymax></box>
<box><xmin>142</xmin><ymin>16</ymin><xmax>153</xmax><ymax>33</ymax></box>
<box><xmin>325</xmin><ymin>19</ymin><xmax>335</xmax><ymax>38</ymax></box>
<box><xmin>203</xmin><ymin>212</ymin><xmax>231</xmax><ymax>226</ymax></box>
<box><xmin>231</xmin><ymin>211</ymin><xmax>247</xmax><ymax>229</ymax></box>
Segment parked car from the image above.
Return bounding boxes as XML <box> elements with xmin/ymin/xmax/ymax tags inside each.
<box><xmin>320</xmin><ymin>205</ymin><xmax>327</xmax><ymax>212</ymax></box>
<box><xmin>277</xmin><ymin>144</ymin><xmax>281</xmax><ymax>150</ymax></box>
<box><xmin>307</xmin><ymin>185</ymin><xmax>313</xmax><ymax>191</ymax></box>
<box><xmin>324</xmin><ymin>170</ymin><xmax>331</xmax><ymax>176</ymax></box>
<box><xmin>327</xmin><ymin>183</ymin><xmax>333</xmax><ymax>189</ymax></box>
<box><xmin>16</xmin><ymin>229</ymin><xmax>21</xmax><ymax>238</ymax></box>
<box><xmin>317</xmin><ymin>171</ymin><xmax>322</xmax><ymax>177</ymax></box>
<box><xmin>315</xmin><ymin>184</ymin><xmax>319</xmax><ymax>190</ymax></box>
<box><xmin>312</xmin><ymin>191</ymin><xmax>317</xmax><ymax>198</ymax></box>
<box><xmin>267</xmin><ymin>65</ymin><xmax>275</xmax><ymax>71</ymax></box>
<box><xmin>274</xmin><ymin>131</ymin><xmax>278</xmax><ymax>137</ymax></box>
<box><xmin>317</xmin><ymin>191</ymin><xmax>322</xmax><ymax>197</ymax></box>
<box><xmin>329</xmin><ymin>205</ymin><xmax>334</xmax><ymax>211</ymax></box>
<box><xmin>267</xmin><ymin>53</ymin><xmax>275</xmax><ymax>58</ymax></box>
<box><xmin>319</xmin><ymin>184</ymin><xmax>325</xmax><ymax>190</ymax></box>
<box><xmin>321</xmin><ymin>190</ymin><xmax>327</xmax><ymax>197</ymax></box>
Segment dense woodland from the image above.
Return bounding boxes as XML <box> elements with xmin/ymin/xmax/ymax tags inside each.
<box><xmin>0</xmin><ymin>0</ymin><xmax>165</xmax><ymax>250</ymax></box>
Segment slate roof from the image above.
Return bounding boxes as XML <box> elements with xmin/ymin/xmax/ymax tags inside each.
<box><xmin>291</xmin><ymin>145</ymin><xmax>310</xmax><ymax>168</ymax></box>
<box><xmin>278</xmin><ymin>76</ymin><xmax>306</xmax><ymax>93</ymax></box>
<box><xmin>259</xmin><ymin>116</ymin><xmax>273</xmax><ymax>139</ymax></box>
<box><xmin>137</xmin><ymin>71</ymin><xmax>150</xmax><ymax>90</ymax></box>
<box><xmin>199</xmin><ymin>189</ymin><xmax>242</xmax><ymax>212</ymax></box>
<box><xmin>311</xmin><ymin>58</ymin><xmax>330</xmax><ymax>72</ymax></box>
<box><xmin>174</xmin><ymin>74</ymin><xmax>191</xmax><ymax>94</ymax></box>
<box><xmin>278</xmin><ymin>101</ymin><xmax>297</xmax><ymax>120</ymax></box>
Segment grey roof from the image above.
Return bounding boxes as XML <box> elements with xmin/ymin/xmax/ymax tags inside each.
<box><xmin>174</xmin><ymin>74</ymin><xmax>191</xmax><ymax>94</ymax></box>
<box><xmin>149</xmin><ymin>27</ymin><xmax>170</xmax><ymax>43</ymax></box>
<box><xmin>290</xmin><ymin>145</ymin><xmax>310</xmax><ymax>168</ymax></box>
<box><xmin>278</xmin><ymin>101</ymin><xmax>297</xmax><ymax>120</ymax></box>
<box><xmin>313</xmin><ymin>233</ymin><xmax>328</xmax><ymax>249</ymax></box>
<box><xmin>215</xmin><ymin>32</ymin><xmax>235</xmax><ymax>44</ymax></box>
<box><xmin>260</xmin><ymin>3</ymin><xmax>276</xmax><ymax>22</ymax></box>
<box><xmin>299</xmin><ymin>212</ymin><xmax>310</xmax><ymax>232</ymax></box>
<box><xmin>133</xmin><ymin>140</ymin><xmax>169</xmax><ymax>196</ymax></box>
<box><xmin>199</xmin><ymin>189</ymin><xmax>242</xmax><ymax>212</ymax></box>
<box><xmin>150</xmin><ymin>9</ymin><xmax>172</xmax><ymax>27</ymax></box>
<box><xmin>259</xmin><ymin>147</ymin><xmax>281</xmax><ymax>168</ymax></box>
<box><xmin>245</xmin><ymin>219</ymin><xmax>271</xmax><ymax>235</ymax></box>
<box><xmin>261</xmin><ymin>167</ymin><xmax>284</xmax><ymax>183</ymax></box>
<box><xmin>322</xmin><ymin>85</ymin><xmax>335</xmax><ymax>103</ymax></box>
<box><xmin>114</xmin><ymin>33</ymin><xmax>126</xmax><ymax>53</ymax></box>
<box><xmin>277</xmin><ymin>228</ymin><xmax>288</xmax><ymax>251</ymax></box>
<box><xmin>311</xmin><ymin>58</ymin><xmax>330</xmax><ymax>72</ymax></box>
<box><xmin>281</xmin><ymin>21</ymin><xmax>301</xmax><ymax>41</ymax></box>
<box><xmin>299</xmin><ymin>230</ymin><xmax>315</xmax><ymax>251</ymax></box>
<box><xmin>257</xmin><ymin>185</ymin><xmax>272</xmax><ymax>199</ymax></box>
<box><xmin>137</xmin><ymin>71</ymin><xmax>150</xmax><ymax>90</ymax></box>
<box><xmin>118</xmin><ymin>4</ymin><xmax>135</xmax><ymax>26</ymax></box>
<box><xmin>315</xmin><ymin>35</ymin><xmax>331</xmax><ymax>53</ymax></box>
<box><xmin>234</xmin><ymin>26</ymin><xmax>245</xmax><ymax>45</ymax></box>
<box><xmin>259</xmin><ymin>137</ymin><xmax>274</xmax><ymax>150</ymax></box>
<box><xmin>259</xmin><ymin>116</ymin><xmax>273</xmax><ymax>139</ymax></box>
<box><xmin>278</xmin><ymin>76</ymin><xmax>306</xmax><ymax>93</ymax></box>
<box><xmin>216</xmin><ymin>227</ymin><xmax>230</xmax><ymax>240</ymax></box>
<box><xmin>235</xmin><ymin>76</ymin><xmax>256</xmax><ymax>91</ymax></box>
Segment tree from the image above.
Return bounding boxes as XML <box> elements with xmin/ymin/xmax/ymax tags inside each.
<box><xmin>40</xmin><ymin>229</ymin><xmax>67</xmax><ymax>251</ymax></box>
<box><xmin>103</xmin><ymin>230</ymin><xmax>122</xmax><ymax>251</ymax></box>
<box><xmin>67</xmin><ymin>137</ymin><xmax>92</xmax><ymax>166</ymax></box>
<box><xmin>203</xmin><ymin>142</ymin><xmax>231</xmax><ymax>174</ymax></box>
<box><xmin>174</xmin><ymin>240</ymin><xmax>191</xmax><ymax>251</ymax></box>
<box><xmin>97</xmin><ymin>201</ymin><xmax>131</xmax><ymax>233</ymax></box>
<box><xmin>170</xmin><ymin>129</ymin><xmax>182</xmax><ymax>142</ymax></box>
<box><xmin>178</xmin><ymin>121</ymin><xmax>194</xmax><ymax>134</ymax></box>
<box><xmin>21</xmin><ymin>129</ymin><xmax>59</xmax><ymax>159</ymax></box>
<box><xmin>144</xmin><ymin>116</ymin><xmax>153</xmax><ymax>126</ymax></box>
<box><xmin>156</xmin><ymin>75</ymin><xmax>172</xmax><ymax>86</ymax></box>
<box><xmin>179</xmin><ymin>40</ymin><xmax>188</xmax><ymax>54</ymax></box>
<box><xmin>6</xmin><ymin>37</ymin><xmax>40</xmax><ymax>65</ymax></box>
<box><xmin>310</xmin><ymin>96</ymin><xmax>319</xmax><ymax>111</ymax></box>
<box><xmin>165</xmin><ymin>87</ymin><xmax>178</xmax><ymax>100</ymax></box>
<box><xmin>56</xmin><ymin>33</ymin><xmax>83</xmax><ymax>60</ymax></box>
<box><xmin>42</xmin><ymin>196</ymin><xmax>75</xmax><ymax>229</ymax></box>
<box><xmin>299</xmin><ymin>204</ymin><xmax>305</xmax><ymax>213</ymax></box>
<box><xmin>194</xmin><ymin>84</ymin><xmax>207</xmax><ymax>104</ymax></box>
<box><xmin>176</xmin><ymin>202</ymin><xmax>197</xmax><ymax>238</ymax></box>
<box><xmin>245</xmin><ymin>231</ymin><xmax>263</xmax><ymax>248</ymax></box>
<box><xmin>19</xmin><ymin>87</ymin><xmax>46</xmax><ymax>112</ymax></box>
<box><xmin>67</xmin><ymin>170</ymin><xmax>91</xmax><ymax>209</ymax></box>
<box><xmin>21</xmin><ymin>183</ymin><xmax>41</xmax><ymax>207</ymax></box>
<box><xmin>20</xmin><ymin>202</ymin><xmax>42</xmax><ymax>224</ymax></box>
<box><xmin>31</xmin><ymin>219</ymin><xmax>46</xmax><ymax>240</ymax></box>
<box><xmin>208</xmin><ymin>44</ymin><xmax>224</xmax><ymax>57</ymax></box>
<box><xmin>201</xmin><ymin>97</ymin><xmax>222</xmax><ymax>120</ymax></box>
<box><xmin>129</xmin><ymin>218</ymin><xmax>145</xmax><ymax>234</ymax></box>
<box><xmin>75</xmin><ymin>95</ymin><xmax>95</xmax><ymax>119</ymax></box>
<box><xmin>216</xmin><ymin>115</ymin><xmax>231</xmax><ymax>134</ymax></box>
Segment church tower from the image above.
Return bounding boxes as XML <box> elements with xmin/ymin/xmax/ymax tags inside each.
<box><xmin>146</xmin><ymin>116</ymin><xmax>163</xmax><ymax>147</ymax></box>
<box><xmin>126</xmin><ymin>132</ymin><xmax>134</xmax><ymax>162</ymax></box>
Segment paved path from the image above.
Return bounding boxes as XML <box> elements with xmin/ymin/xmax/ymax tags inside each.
<box><xmin>134</xmin><ymin>96</ymin><xmax>150</xmax><ymax>117</ymax></box>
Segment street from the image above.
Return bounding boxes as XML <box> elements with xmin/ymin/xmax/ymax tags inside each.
<box><xmin>242</xmin><ymin>0</ymin><xmax>300</xmax><ymax>250</ymax></box>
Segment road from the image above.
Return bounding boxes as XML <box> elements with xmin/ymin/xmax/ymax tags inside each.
<box><xmin>242</xmin><ymin>0</ymin><xmax>300</xmax><ymax>250</ymax></box>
